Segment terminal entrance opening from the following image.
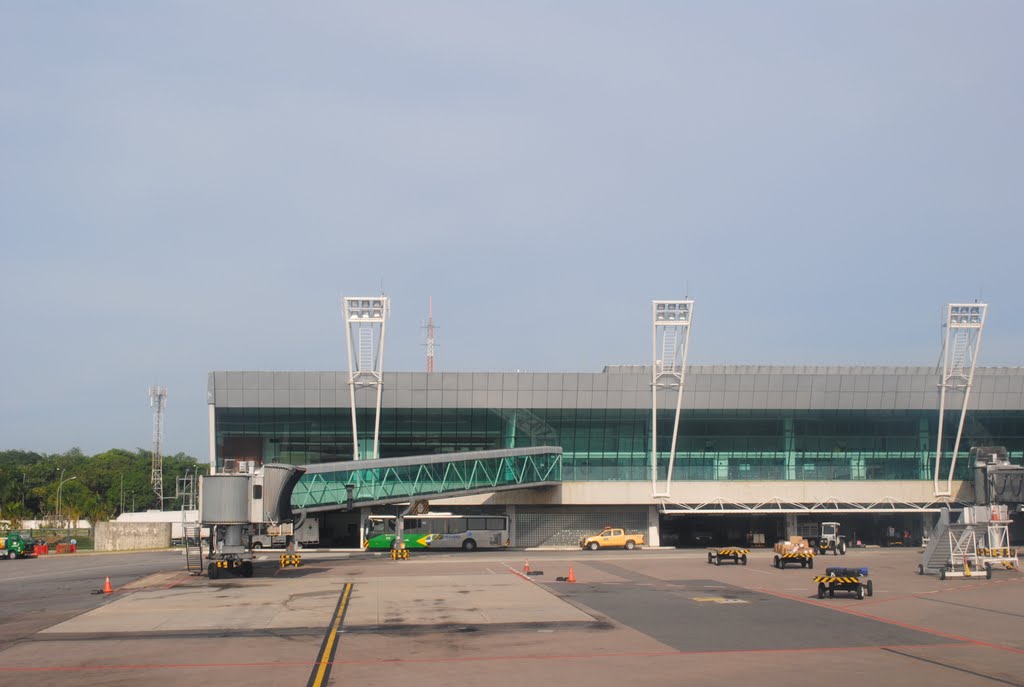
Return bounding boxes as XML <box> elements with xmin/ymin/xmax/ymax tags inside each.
<box><xmin>659</xmin><ymin>512</ymin><xmax>936</xmax><ymax>549</ymax></box>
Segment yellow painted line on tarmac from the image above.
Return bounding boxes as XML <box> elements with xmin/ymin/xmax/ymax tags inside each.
<box><xmin>307</xmin><ymin>582</ymin><xmax>353</xmax><ymax>687</ymax></box>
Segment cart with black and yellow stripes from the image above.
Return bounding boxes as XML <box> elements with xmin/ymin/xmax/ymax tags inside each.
<box><xmin>707</xmin><ymin>548</ymin><xmax>749</xmax><ymax>566</ymax></box>
<box><xmin>815</xmin><ymin>567</ymin><xmax>873</xmax><ymax>600</ymax></box>
<box><xmin>773</xmin><ymin>551</ymin><xmax>815</xmax><ymax>569</ymax></box>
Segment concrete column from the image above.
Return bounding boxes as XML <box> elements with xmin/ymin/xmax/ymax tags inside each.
<box><xmin>507</xmin><ymin>505</ymin><xmax>517</xmax><ymax>547</ymax></box>
<box><xmin>784</xmin><ymin>513</ymin><xmax>798</xmax><ymax>539</ymax></box>
<box><xmin>647</xmin><ymin>505</ymin><xmax>661</xmax><ymax>547</ymax></box>
<box><xmin>359</xmin><ymin>506</ymin><xmax>372</xmax><ymax>548</ymax></box>
<box><xmin>921</xmin><ymin>512</ymin><xmax>936</xmax><ymax>543</ymax></box>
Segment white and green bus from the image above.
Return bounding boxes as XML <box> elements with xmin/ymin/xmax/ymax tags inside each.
<box><xmin>363</xmin><ymin>513</ymin><xmax>510</xmax><ymax>551</ymax></box>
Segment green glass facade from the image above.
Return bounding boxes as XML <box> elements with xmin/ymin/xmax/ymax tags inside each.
<box><xmin>214</xmin><ymin>405</ymin><xmax>1024</xmax><ymax>482</ymax></box>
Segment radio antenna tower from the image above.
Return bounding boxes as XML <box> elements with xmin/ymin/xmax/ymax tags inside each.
<box><xmin>425</xmin><ymin>296</ymin><xmax>437</xmax><ymax>373</ymax></box>
<box><xmin>149</xmin><ymin>385</ymin><xmax>168</xmax><ymax>505</ymax></box>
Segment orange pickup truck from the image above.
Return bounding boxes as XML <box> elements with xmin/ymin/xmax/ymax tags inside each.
<box><xmin>580</xmin><ymin>528</ymin><xmax>645</xmax><ymax>550</ymax></box>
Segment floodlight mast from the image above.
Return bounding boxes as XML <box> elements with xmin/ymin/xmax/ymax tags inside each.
<box><xmin>651</xmin><ymin>300</ymin><xmax>694</xmax><ymax>498</ymax></box>
<box><xmin>342</xmin><ymin>296</ymin><xmax>390</xmax><ymax>460</ymax></box>
<box><xmin>934</xmin><ymin>303</ymin><xmax>987</xmax><ymax>496</ymax></box>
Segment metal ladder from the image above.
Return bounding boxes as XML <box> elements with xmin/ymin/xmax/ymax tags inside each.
<box><xmin>183</xmin><ymin>525</ymin><xmax>204</xmax><ymax>575</ymax></box>
<box><xmin>660</xmin><ymin>328</ymin><xmax>678</xmax><ymax>373</ymax></box>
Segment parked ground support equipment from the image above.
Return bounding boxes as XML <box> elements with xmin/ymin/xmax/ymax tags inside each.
<box><xmin>708</xmin><ymin>548</ymin><xmax>749</xmax><ymax>565</ymax></box>
<box><xmin>815</xmin><ymin>567</ymin><xmax>873</xmax><ymax>600</ymax></box>
<box><xmin>209</xmin><ymin>559</ymin><xmax>253</xmax><ymax>580</ymax></box>
<box><xmin>774</xmin><ymin>552</ymin><xmax>814</xmax><ymax>569</ymax></box>
<box><xmin>815</xmin><ymin>522</ymin><xmax>847</xmax><ymax>555</ymax></box>
<box><xmin>978</xmin><ymin>547</ymin><xmax>1019</xmax><ymax>572</ymax></box>
<box><xmin>279</xmin><ymin>553</ymin><xmax>301</xmax><ymax>568</ymax></box>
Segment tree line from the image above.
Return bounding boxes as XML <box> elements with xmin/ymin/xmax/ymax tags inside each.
<box><xmin>0</xmin><ymin>448</ymin><xmax>208</xmax><ymax>528</ymax></box>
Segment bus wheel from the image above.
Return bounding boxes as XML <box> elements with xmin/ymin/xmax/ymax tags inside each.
<box><xmin>462</xmin><ymin>539</ymin><xmax>477</xmax><ymax>551</ymax></box>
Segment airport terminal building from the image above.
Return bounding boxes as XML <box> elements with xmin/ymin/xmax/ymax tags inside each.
<box><xmin>207</xmin><ymin>365</ymin><xmax>1024</xmax><ymax>548</ymax></box>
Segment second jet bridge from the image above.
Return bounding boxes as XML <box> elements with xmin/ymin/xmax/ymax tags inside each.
<box><xmin>291</xmin><ymin>446</ymin><xmax>563</xmax><ymax>512</ymax></box>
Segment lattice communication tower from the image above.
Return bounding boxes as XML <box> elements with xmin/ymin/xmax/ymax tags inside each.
<box><xmin>425</xmin><ymin>296</ymin><xmax>437</xmax><ymax>373</ymax></box>
<box><xmin>149</xmin><ymin>385</ymin><xmax>168</xmax><ymax>504</ymax></box>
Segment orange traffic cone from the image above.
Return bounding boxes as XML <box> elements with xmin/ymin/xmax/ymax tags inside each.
<box><xmin>523</xmin><ymin>560</ymin><xmax>531</xmax><ymax>574</ymax></box>
<box><xmin>102</xmin><ymin>577</ymin><xmax>113</xmax><ymax>594</ymax></box>
<box><xmin>567</xmin><ymin>567</ymin><xmax>576</xmax><ymax>583</ymax></box>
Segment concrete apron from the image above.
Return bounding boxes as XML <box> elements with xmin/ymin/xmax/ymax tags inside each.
<box><xmin>41</xmin><ymin>573</ymin><xmax>593</xmax><ymax>635</ymax></box>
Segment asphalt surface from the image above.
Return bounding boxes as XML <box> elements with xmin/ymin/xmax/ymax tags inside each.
<box><xmin>0</xmin><ymin>550</ymin><xmax>180</xmax><ymax>652</ymax></box>
<box><xmin>0</xmin><ymin>547</ymin><xmax>1022</xmax><ymax>687</ymax></box>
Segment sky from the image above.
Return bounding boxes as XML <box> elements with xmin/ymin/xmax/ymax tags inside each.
<box><xmin>1</xmin><ymin>3</ymin><xmax>1022</xmax><ymax>461</ymax></box>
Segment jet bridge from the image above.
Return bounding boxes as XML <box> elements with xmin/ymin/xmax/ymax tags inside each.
<box><xmin>291</xmin><ymin>446</ymin><xmax>563</xmax><ymax>512</ymax></box>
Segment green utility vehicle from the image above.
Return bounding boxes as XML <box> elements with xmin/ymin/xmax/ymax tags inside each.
<box><xmin>3</xmin><ymin>532</ymin><xmax>33</xmax><ymax>559</ymax></box>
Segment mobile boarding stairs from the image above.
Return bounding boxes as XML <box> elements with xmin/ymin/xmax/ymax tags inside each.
<box><xmin>918</xmin><ymin>505</ymin><xmax>1018</xmax><ymax>580</ymax></box>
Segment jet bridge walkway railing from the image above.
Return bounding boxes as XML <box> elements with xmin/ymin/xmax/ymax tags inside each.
<box><xmin>291</xmin><ymin>446</ymin><xmax>562</xmax><ymax>512</ymax></box>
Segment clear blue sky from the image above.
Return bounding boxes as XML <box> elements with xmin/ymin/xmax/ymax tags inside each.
<box><xmin>1</xmin><ymin>3</ymin><xmax>1021</xmax><ymax>460</ymax></box>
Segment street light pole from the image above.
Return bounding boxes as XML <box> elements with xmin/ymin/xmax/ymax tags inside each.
<box><xmin>57</xmin><ymin>472</ymin><xmax>77</xmax><ymax>528</ymax></box>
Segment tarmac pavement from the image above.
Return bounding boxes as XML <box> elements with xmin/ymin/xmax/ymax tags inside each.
<box><xmin>0</xmin><ymin>548</ymin><xmax>1021</xmax><ymax>687</ymax></box>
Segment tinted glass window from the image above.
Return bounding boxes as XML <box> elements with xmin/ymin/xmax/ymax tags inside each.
<box><xmin>447</xmin><ymin>519</ymin><xmax>467</xmax><ymax>534</ymax></box>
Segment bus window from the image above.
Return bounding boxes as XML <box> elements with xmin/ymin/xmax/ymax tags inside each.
<box><xmin>486</xmin><ymin>518</ymin><xmax>506</xmax><ymax>530</ymax></box>
<box><xmin>467</xmin><ymin>518</ymin><xmax>487</xmax><ymax>531</ymax></box>
<box><xmin>447</xmin><ymin>519</ymin><xmax>467</xmax><ymax>534</ymax></box>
